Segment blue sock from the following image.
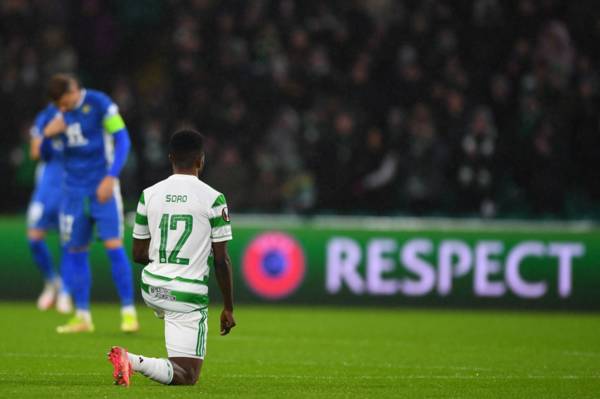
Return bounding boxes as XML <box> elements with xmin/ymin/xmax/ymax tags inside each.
<box><xmin>59</xmin><ymin>246</ymin><xmax>72</xmax><ymax>295</ymax></box>
<box><xmin>67</xmin><ymin>251</ymin><xmax>91</xmax><ymax>310</ymax></box>
<box><xmin>107</xmin><ymin>247</ymin><xmax>134</xmax><ymax>307</ymax></box>
<box><xmin>28</xmin><ymin>239</ymin><xmax>56</xmax><ymax>281</ymax></box>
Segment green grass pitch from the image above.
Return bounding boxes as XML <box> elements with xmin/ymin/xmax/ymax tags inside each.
<box><xmin>0</xmin><ymin>303</ymin><xmax>598</xmax><ymax>398</ymax></box>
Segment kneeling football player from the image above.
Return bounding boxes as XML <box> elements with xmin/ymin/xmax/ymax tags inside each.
<box><xmin>108</xmin><ymin>129</ymin><xmax>236</xmax><ymax>386</ymax></box>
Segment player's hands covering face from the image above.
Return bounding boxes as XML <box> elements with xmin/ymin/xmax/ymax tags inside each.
<box><xmin>220</xmin><ymin>309</ymin><xmax>236</xmax><ymax>336</ymax></box>
<box><xmin>96</xmin><ymin>176</ymin><xmax>115</xmax><ymax>203</ymax></box>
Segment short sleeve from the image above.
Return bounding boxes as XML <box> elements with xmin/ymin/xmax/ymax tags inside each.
<box><xmin>98</xmin><ymin>92</ymin><xmax>126</xmax><ymax>134</ymax></box>
<box><xmin>133</xmin><ymin>191</ymin><xmax>151</xmax><ymax>239</ymax></box>
<box><xmin>30</xmin><ymin>124</ymin><xmax>41</xmax><ymax>139</ymax></box>
<box><xmin>208</xmin><ymin>194</ymin><xmax>232</xmax><ymax>243</ymax></box>
<box><xmin>30</xmin><ymin>109</ymin><xmax>52</xmax><ymax>139</ymax></box>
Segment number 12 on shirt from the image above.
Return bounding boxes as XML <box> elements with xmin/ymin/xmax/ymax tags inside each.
<box><xmin>158</xmin><ymin>214</ymin><xmax>193</xmax><ymax>265</ymax></box>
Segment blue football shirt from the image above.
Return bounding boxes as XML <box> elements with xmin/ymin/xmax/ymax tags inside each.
<box><xmin>58</xmin><ymin>89</ymin><xmax>127</xmax><ymax>192</ymax></box>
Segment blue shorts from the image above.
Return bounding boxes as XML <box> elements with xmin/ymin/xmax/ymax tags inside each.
<box><xmin>27</xmin><ymin>187</ymin><xmax>61</xmax><ymax>231</ymax></box>
<box><xmin>59</xmin><ymin>184</ymin><xmax>124</xmax><ymax>249</ymax></box>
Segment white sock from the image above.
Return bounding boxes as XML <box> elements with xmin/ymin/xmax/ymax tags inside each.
<box><xmin>54</xmin><ymin>278</ymin><xmax>68</xmax><ymax>295</ymax></box>
<box><xmin>128</xmin><ymin>353</ymin><xmax>173</xmax><ymax>385</ymax></box>
<box><xmin>43</xmin><ymin>279</ymin><xmax>56</xmax><ymax>289</ymax></box>
<box><xmin>75</xmin><ymin>309</ymin><xmax>92</xmax><ymax>323</ymax></box>
<box><xmin>121</xmin><ymin>305</ymin><xmax>136</xmax><ymax>316</ymax></box>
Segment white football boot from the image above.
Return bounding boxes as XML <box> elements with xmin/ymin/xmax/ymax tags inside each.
<box><xmin>37</xmin><ymin>280</ymin><xmax>58</xmax><ymax>311</ymax></box>
<box><xmin>56</xmin><ymin>291</ymin><xmax>73</xmax><ymax>314</ymax></box>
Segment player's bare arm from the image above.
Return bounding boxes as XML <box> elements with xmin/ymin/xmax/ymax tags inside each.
<box><xmin>132</xmin><ymin>238</ymin><xmax>151</xmax><ymax>265</ymax></box>
<box><xmin>43</xmin><ymin>113</ymin><xmax>66</xmax><ymax>137</ymax></box>
<box><xmin>30</xmin><ymin>136</ymin><xmax>42</xmax><ymax>160</ymax></box>
<box><xmin>212</xmin><ymin>241</ymin><xmax>236</xmax><ymax>335</ymax></box>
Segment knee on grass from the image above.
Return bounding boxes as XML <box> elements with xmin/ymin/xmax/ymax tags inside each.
<box><xmin>171</xmin><ymin>368</ymin><xmax>200</xmax><ymax>385</ymax></box>
<box><xmin>169</xmin><ymin>359</ymin><xmax>201</xmax><ymax>385</ymax></box>
<box><xmin>184</xmin><ymin>370</ymin><xmax>200</xmax><ymax>385</ymax></box>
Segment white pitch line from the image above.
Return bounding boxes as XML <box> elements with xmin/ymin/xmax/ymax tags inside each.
<box><xmin>0</xmin><ymin>372</ymin><xmax>596</xmax><ymax>380</ymax></box>
<box><xmin>0</xmin><ymin>371</ymin><xmax>597</xmax><ymax>380</ymax></box>
<box><xmin>0</xmin><ymin>352</ymin><xmax>98</xmax><ymax>359</ymax></box>
<box><xmin>219</xmin><ymin>374</ymin><xmax>600</xmax><ymax>381</ymax></box>
<box><xmin>561</xmin><ymin>351</ymin><xmax>600</xmax><ymax>358</ymax></box>
<box><xmin>209</xmin><ymin>358</ymin><xmax>493</xmax><ymax>371</ymax></box>
<box><xmin>221</xmin><ymin>335</ymin><xmax>406</xmax><ymax>349</ymax></box>
<box><xmin>0</xmin><ymin>372</ymin><xmax>103</xmax><ymax>376</ymax></box>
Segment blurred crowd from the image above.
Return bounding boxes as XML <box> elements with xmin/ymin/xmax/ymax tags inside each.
<box><xmin>2</xmin><ymin>0</ymin><xmax>600</xmax><ymax>218</ymax></box>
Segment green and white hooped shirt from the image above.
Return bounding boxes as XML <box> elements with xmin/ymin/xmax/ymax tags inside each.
<box><xmin>133</xmin><ymin>174</ymin><xmax>232</xmax><ymax>310</ymax></box>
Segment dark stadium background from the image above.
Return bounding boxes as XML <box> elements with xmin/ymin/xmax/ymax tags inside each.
<box><xmin>2</xmin><ymin>0</ymin><xmax>600</xmax><ymax>219</ymax></box>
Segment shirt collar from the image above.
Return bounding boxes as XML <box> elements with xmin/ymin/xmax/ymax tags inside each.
<box><xmin>170</xmin><ymin>174</ymin><xmax>199</xmax><ymax>180</ymax></box>
<box><xmin>75</xmin><ymin>89</ymin><xmax>87</xmax><ymax>109</ymax></box>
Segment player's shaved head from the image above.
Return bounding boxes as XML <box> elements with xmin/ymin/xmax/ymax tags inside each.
<box><xmin>169</xmin><ymin>129</ymin><xmax>205</xmax><ymax>170</ymax></box>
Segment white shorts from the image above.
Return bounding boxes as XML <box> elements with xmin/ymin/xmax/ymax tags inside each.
<box><xmin>150</xmin><ymin>307</ymin><xmax>208</xmax><ymax>359</ymax></box>
<box><xmin>141</xmin><ymin>272</ymin><xmax>209</xmax><ymax>359</ymax></box>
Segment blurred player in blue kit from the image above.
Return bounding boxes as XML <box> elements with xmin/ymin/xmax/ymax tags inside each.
<box><xmin>41</xmin><ymin>74</ymin><xmax>139</xmax><ymax>333</ymax></box>
<box><xmin>28</xmin><ymin>106</ymin><xmax>72</xmax><ymax>313</ymax></box>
